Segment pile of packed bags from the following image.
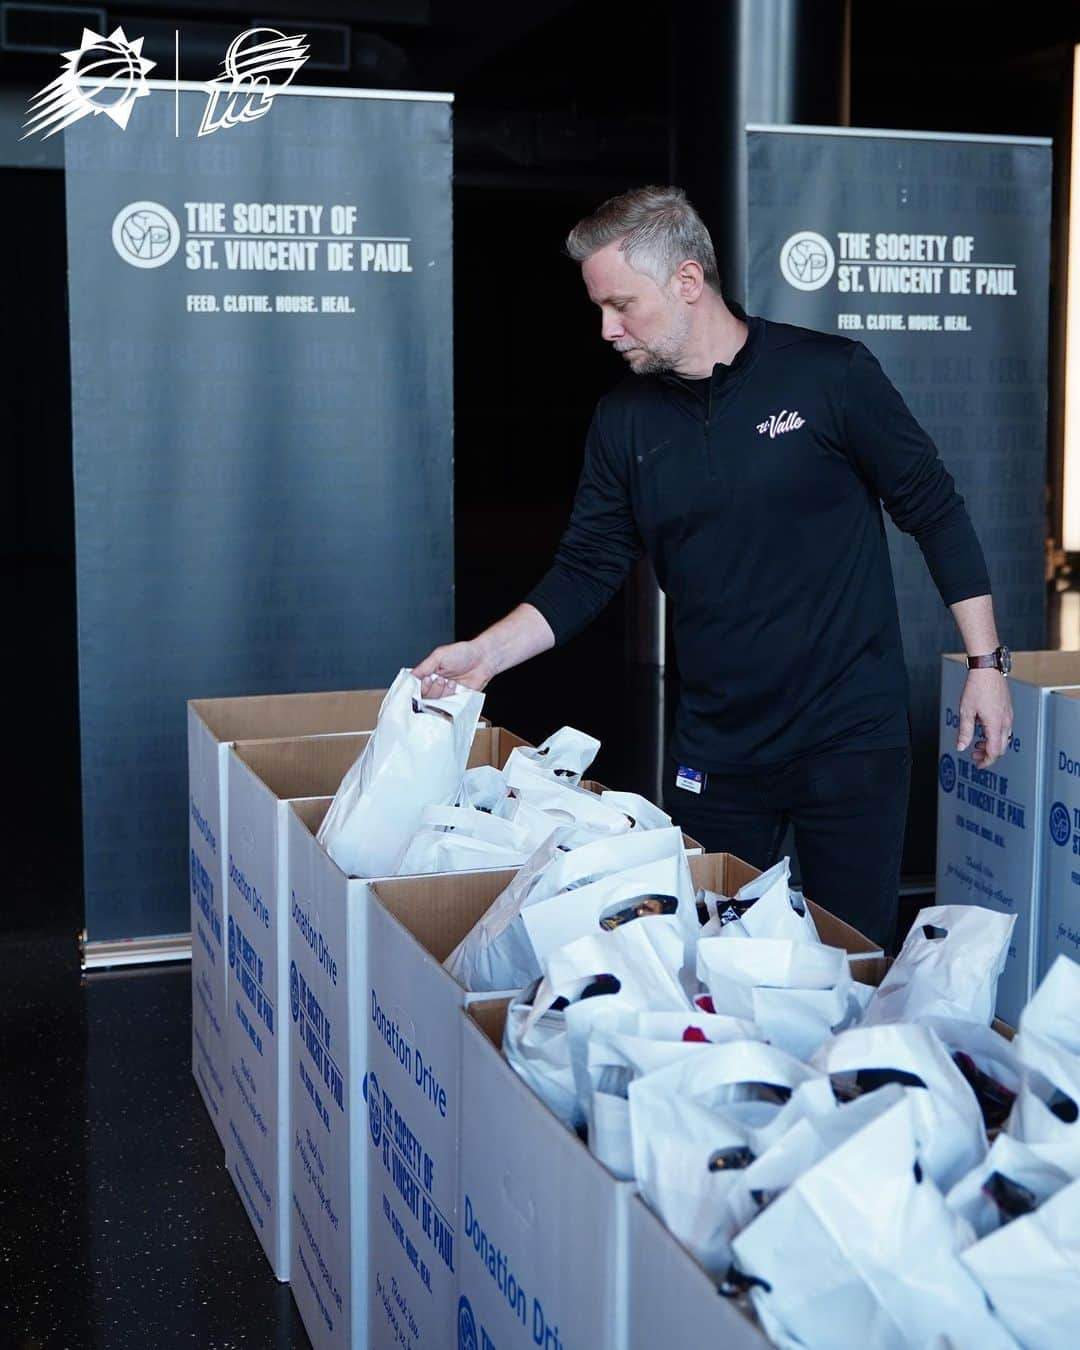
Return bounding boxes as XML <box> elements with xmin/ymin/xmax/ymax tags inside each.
<box><xmin>449</xmin><ymin>840</ymin><xmax>1080</xmax><ymax>1350</ymax></box>
<box><xmin>315</xmin><ymin>669</ymin><xmax>671</xmax><ymax>878</ymax></box>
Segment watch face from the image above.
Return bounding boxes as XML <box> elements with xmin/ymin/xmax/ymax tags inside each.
<box><xmin>999</xmin><ymin>645</ymin><xmax>1012</xmax><ymax>676</ymax></box>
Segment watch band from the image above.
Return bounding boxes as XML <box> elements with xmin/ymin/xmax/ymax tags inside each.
<box><xmin>966</xmin><ymin>645</ymin><xmax>1011</xmax><ymax>676</ymax></box>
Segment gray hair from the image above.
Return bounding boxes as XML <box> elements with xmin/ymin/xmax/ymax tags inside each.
<box><xmin>565</xmin><ymin>185</ymin><xmax>722</xmax><ymax>292</ymax></box>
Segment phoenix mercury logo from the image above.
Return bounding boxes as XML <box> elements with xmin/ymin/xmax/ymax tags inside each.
<box><xmin>757</xmin><ymin>410</ymin><xmax>806</xmax><ymax>438</ymax></box>
<box><xmin>198</xmin><ymin>29</ymin><xmax>310</xmax><ymax>136</ymax></box>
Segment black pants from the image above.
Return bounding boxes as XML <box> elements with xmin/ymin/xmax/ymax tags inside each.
<box><xmin>663</xmin><ymin>745</ymin><xmax>911</xmax><ymax>951</ymax></box>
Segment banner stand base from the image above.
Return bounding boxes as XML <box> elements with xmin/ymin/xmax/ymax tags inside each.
<box><xmin>81</xmin><ymin>930</ymin><xmax>192</xmax><ymax>972</ymax></box>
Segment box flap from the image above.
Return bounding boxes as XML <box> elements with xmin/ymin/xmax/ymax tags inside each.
<box><xmin>233</xmin><ymin>734</ymin><xmax>369</xmax><ymax>798</ymax></box>
<box><xmin>370</xmin><ymin>869</ymin><xmax>518</xmax><ymax>963</ymax></box>
<box><xmin>467</xmin><ymin>998</ymin><xmax>510</xmax><ymax>1047</ymax></box>
<box><xmin>689</xmin><ymin>852</ymin><xmax>762</xmax><ymax>896</ymax></box>
<box><xmin>808</xmin><ymin>901</ymin><xmax>882</xmax><ymax>957</ymax></box>
<box><xmin>189</xmin><ymin>688</ymin><xmax>388</xmax><ymax>741</ymax></box>
<box><xmin>290</xmin><ymin>797</ymin><xmax>331</xmax><ymax>834</ymax></box>
<box><xmin>467</xmin><ymin>727</ymin><xmax>531</xmax><ymax>769</ymax></box>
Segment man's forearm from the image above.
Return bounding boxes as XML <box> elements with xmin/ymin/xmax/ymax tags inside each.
<box><xmin>949</xmin><ymin>594</ymin><xmax>1000</xmax><ymax>655</ymax></box>
<box><xmin>476</xmin><ymin>604</ymin><xmax>556</xmax><ymax>677</ymax></box>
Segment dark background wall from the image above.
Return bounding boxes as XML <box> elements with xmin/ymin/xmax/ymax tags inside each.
<box><xmin>4</xmin><ymin>0</ymin><xmax>1078</xmax><ymax>937</ymax></box>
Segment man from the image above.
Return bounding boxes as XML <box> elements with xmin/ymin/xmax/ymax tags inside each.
<box><xmin>414</xmin><ymin>185</ymin><xmax>1012</xmax><ymax>946</ymax></box>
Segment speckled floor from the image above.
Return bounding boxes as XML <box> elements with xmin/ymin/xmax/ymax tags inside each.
<box><xmin>0</xmin><ymin>934</ymin><xmax>312</xmax><ymax>1350</ymax></box>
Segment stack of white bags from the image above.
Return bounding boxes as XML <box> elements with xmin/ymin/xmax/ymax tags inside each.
<box><xmin>316</xmin><ymin>668</ymin><xmax>671</xmax><ymax>878</ymax></box>
<box><xmin>450</xmin><ymin>841</ymin><xmax>1080</xmax><ymax>1350</ymax></box>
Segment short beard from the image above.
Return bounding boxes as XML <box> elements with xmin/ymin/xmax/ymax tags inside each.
<box><xmin>625</xmin><ymin>307</ymin><xmax>691</xmax><ymax>377</ymax></box>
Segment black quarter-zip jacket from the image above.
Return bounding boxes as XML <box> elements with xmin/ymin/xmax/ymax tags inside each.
<box><xmin>525</xmin><ymin>309</ymin><xmax>991</xmax><ymax>770</ymax></box>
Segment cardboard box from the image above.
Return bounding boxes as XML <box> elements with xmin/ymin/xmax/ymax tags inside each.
<box><xmin>1039</xmin><ymin>688</ymin><xmax>1080</xmax><ymax>981</ymax></box>
<box><xmin>452</xmin><ymin>856</ymin><xmax>878</xmax><ymax>1350</ymax></box>
<box><xmin>287</xmin><ymin>727</ymin><xmax>532</xmax><ymax>1350</ymax></box>
<box><xmin>225</xmin><ymin>732</ymin><xmax>396</xmax><ymax>1281</ymax></box>
<box><xmin>934</xmin><ymin>651</ymin><xmax>1080</xmax><ymax>1023</ymax></box>
<box><xmin>346</xmin><ymin>849</ymin><xmax>747</xmax><ymax>1350</ymax></box>
<box><xmin>188</xmin><ymin>689</ymin><xmax>387</xmax><ymax>1145</ymax></box>
<box><xmin>626</xmin><ymin>1196</ymin><xmax>770</xmax><ymax>1349</ymax></box>
<box><xmin>459</xmin><ymin>999</ymin><xmax>632</xmax><ymax>1350</ymax></box>
<box><xmin>623</xmin><ymin>896</ymin><xmax>1013</xmax><ymax>1350</ymax></box>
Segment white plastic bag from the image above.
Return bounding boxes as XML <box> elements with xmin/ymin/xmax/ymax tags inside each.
<box><xmin>502</xmin><ymin>792</ymin><xmax>572</xmax><ymax>853</ymax></box>
<box><xmin>396</xmin><ymin>803</ymin><xmax>534</xmax><ymax>875</ymax></box>
<box><xmin>697</xmin><ymin>937</ymin><xmax>849</xmax><ymax>1002</ymax></box>
<box><xmin>628</xmin><ymin>1041</ymin><xmax>820</xmax><ymax>1274</ymax></box>
<box><xmin>456</xmin><ymin>764</ymin><xmax>511</xmax><ymax>812</ymax></box>
<box><xmin>443</xmin><ymin>830</ymin><xmax>573</xmax><ymax>991</ymax></box>
<box><xmin>521</xmin><ymin>850</ymin><xmax>698</xmax><ymax>974</ymax></box>
<box><xmin>862</xmin><ymin>904</ymin><xmax>1016</xmax><ymax>1028</ymax></box>
<box><xmin>536</xmin><ymin>917</ymin><xmax>691</xmax><ymax>1024</ymax></box>
<box><xmin>502</xmin><ymin>916</ymin><xmax>692</xmax><ymax>1129</ymax></box>
<box><xmin>501</xmin><ymin>726</ymin><xmax>600</xmax><ymax>787</ymax></box>
<box><xmin>810</xmin><ymin>1022</ymin><xmax>987</xmax><ymax>1191</ymax></box>
<box><xmin>1018</xmin><ymin>954</ymin><xmax>1080</xmax><ymax>1055</ymax></box>
<box><xmin>922</xmin><ymin>1015</ymin><xmax>1022</xmax><ymax>1134</ymax></box>
<box><xmin>946</xmin><ymin>1132</ymin><xmax>1071</xmax><ymax>1240</ymax></box>
<box><xmin>716</xmin><ymin>858</ymin><xmax>821</xmax><ymax>945</ymax></box>
<box><xmin>732</xmin><ymin>1094</ymin><xmax>1018</xmax><ymax>1350</ymax></box>
<box><xmin>316</xmin><ymin>669</ymin><xmax>484</xmax><ymax>876</ymax></box>
<box><xmin>502</xmin><ymin>989</ymin><xmax>579</xmax><ymax>1129</ymax></box>
<box><xmin>725</xmin><ymin>1083</ymin><xmax>906</xmax><ymax>1238</ymax></box>
<box><xmin>961</xmin><ymin>1177</ymin><xmax>1080</xmax><ymax>1350</ymax></box>
<box><xmin>584</xmin><ymin>1028</ymin><xmax>715</xmax><ymax>1179</ymax></box>
<box><xmin>582</xmin><ymin>1010</ymin><xmax>764</xmax><ymax>1178</ymax></box>
<box><xmin>697</xmin><ymin>936</ymin><xmax>859</xmax><ymax>1059</ymax></box>
<box><xmin>696</xmin><ymin>887</ymin><xmax>729</xmax><ymax>938</ymax></box>
<box><xmin>1005</xmin><ymin>1029</ymin><xmax>1080</xmax><ymax>1177</ymax></box>
<box><xmin>599</xmin><ymin>790</ymin><xmax>672</xmax><ymax>832</ymax></box>
<box><xmin>1004</xmin><ymin>955</ymin><xmax>1080</xmax><ymax>1175</ymax></box>
<box><xmin>503</xmin><ymin>759</ymin><xmax>635</xmax><ymax>839</ymax></box>
<box><xmin>444</xmin><ymin>826</ymin><xmax>689</xmax><ymax>993</ymax></box>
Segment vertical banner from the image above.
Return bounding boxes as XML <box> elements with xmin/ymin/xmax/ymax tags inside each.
<box><xmin>65</xmin><ymin>86</ymin><xmax>453</xmax><ymax>947</ymax></box>
<box><xmin>746</xmin><ymin>127</ymin><xmax>1051</xmax><ymax>878</ymax></box>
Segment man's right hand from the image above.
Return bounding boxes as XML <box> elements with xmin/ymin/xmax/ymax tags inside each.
<box><xmin>412</xmin><ymin>605</ymin><xmax>555</xmax><ymax>700</ymax></box>
<box><xmin>412</xmin><ymin>639</ymin><xmax>496</xmax><ymax>700</ymax></box>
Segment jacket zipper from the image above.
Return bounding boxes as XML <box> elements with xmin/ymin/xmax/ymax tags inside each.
<box><xmin>705</xmin><ymin>376</ymin><xmax>715</xmax><ymax>478</ymax></box>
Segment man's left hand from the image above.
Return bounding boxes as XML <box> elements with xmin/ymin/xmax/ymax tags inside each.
<box><xmin>956</xmin><ymin>669</ymin><xmax>1014</xmax><ymax>768</ymax></box>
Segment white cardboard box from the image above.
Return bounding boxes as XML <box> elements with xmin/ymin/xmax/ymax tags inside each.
<box><xmin>624</xmin><ymin>868</ymin><xmax>891</xmax><ymax>1350</ymax></box>
<box><xmin>224</xmin><ymin>733</ymin><xmax>391</xmax><ymax>1280</ymax></box>
<box><xmin>459</xmin><ymin>1000</ymin><xmax>632</xmax><ymax>1350</ymax></box>
<box><xmin>626</xmin><ymin>1196</ymin><xmax>769</xmax><ymax>1350</ymax></box>
<box><xmin>935</xmin><ymin>651</ymin><xmax>1080</xmax><ymax>1023</ymax></box>
<box><xmin>287</xmin><ymin>755</ymin><xmax>704</xmax><ymax>1350</ymax></box>
<box><xmin>287</xmin><ymin>727</ymin><xmax>531</xmax><ymax>1350</ymax></box>
<box><xmin>1039</xmin><ymin>688</ymin><xmax>1080</xmax><ymax>980</ymax></box>
<box><xmin>447</xmin><ymin>855</ymin><xmax>878</xmax><ymax>1350</ymax></box>
<box><xmin>188</xmin><ymin>690</ymin><xmax>386</xmax><ymax>1145</ymax></box>
<box><xmin>356</xmin><ymin>852</ymin><xmax>811</xmax><ymax>1350</ymax></box>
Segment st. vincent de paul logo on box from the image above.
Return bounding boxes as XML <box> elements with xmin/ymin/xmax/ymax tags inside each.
<box><xmin>1049</xmin><ymin>801</ymin><xmax>1071</xmax><ymax>847</ymax></box>
<box><xmin>365</xmin><ymin>1071</ymin><xmax>383</xmax><ymax>1148</ymax></box>
<box><xmin>457</xmin><ymin>1294</ymin><xmax>479</xmax><ymax>1350</ymax></box>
